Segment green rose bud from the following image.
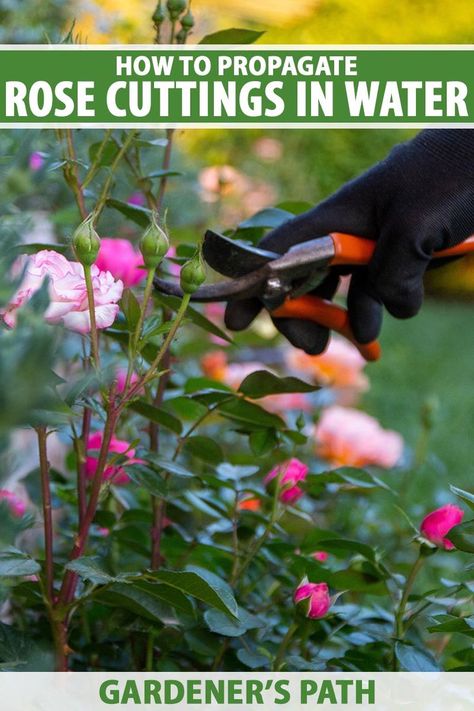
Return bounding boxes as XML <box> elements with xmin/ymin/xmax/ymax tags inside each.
<box><xmin>152</xmin><ymin>2</ymin><xmax>166</xmax><ymax>24</ymax></box>
<box><xmin>72</xmin><ymin>214</ymin><xmax>100</xmax><ymax>266</ymax></box>
<box><xmin>176</xmin><ymin>27</ymin><xmax>188</xmax><ymax>44</ymax></box>
<box><xmin>140</xmin><ymin>212</ymin><xmax>169</xmax><ymax>269</ymax></box>
<box><xmin>180</xmin><ymin>250</ymin><xmax>206</xmax><ymax>294</ymax></box>
<box><xmin>180</xmin><ymin>10</ymin><xmax>194</xmax><ymax>29</ymax></box>
<box><xmin>167</xmin><ymin>0</ymin><xmax>187</xmax><ymax>20</ymax></box>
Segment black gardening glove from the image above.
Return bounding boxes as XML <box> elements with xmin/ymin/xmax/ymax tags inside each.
<box><xmin>225</xmin><ymin>129</ymin><xmax>474</xmax><ymax>354</ymax></box>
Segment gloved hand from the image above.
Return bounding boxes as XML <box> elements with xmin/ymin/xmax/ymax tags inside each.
<box><xmin>225</xmin><ymin>129</ymin><xmax>474</xmax><ymax>354</ymax></box>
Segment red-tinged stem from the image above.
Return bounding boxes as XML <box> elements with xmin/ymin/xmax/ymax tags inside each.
<box><xmin>77</xmin><ymin>407</ymin><xmax>91</xmax><ymax>526</ymax></box>
<box><xmin>36</xmin><ymin>426</ymin><xmax>54</xmax><ymax>606</ymax></box>
<box><xmin>59</xmin><ymin>387</ymin><xmax>118</xmax><ymax>607</ymax></box>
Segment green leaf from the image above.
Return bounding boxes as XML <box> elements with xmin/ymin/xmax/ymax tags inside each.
<box><xmin>0</xmin><ymin>623</ymin><xmax>51</xmax><ymax>671</ymax></box>
<box><xmin>428</xmin><ymin>615</ymin><xmax>474</xmax><ymax>635</ymax></box>
<box><xmin>199</xmin><ymin>28</ymin><xmax>264</xmax><ymax>45</ymax></box>
<box><xmin>185</xmin><ymin>377</ymin><xmax>233</xmax><ymax>394</ymax></box>
<box><xmin>89</xmin><ymin>139</ymin><xmax>119</xmax><ymax>167</ymax></box>
<box><xmin>450</xmin><ymin>485</ymin><xmax>474</xmax><ymax>512</ymax></box>
<box><xmin>125</xmin><ymin>464</ymin><xmax>168</xmax><ymax>497</ymax></box>
<box><xmin>276</xmin><ymin>200</ymin><xmax>313</xmax><ymax>215</ymax></box>
<box><xmin>238</xmin><ymin>208</ymin><xmax>293</xmax><ymax>230</ymax></box>
<box><xmin>314</xmin><ymin>538</ymin><xmax>376</xmax><ymax>562</ymax></box>
<box><xmin>395</xmin><ymin>642</ymin><xmax>441</xmax><ymax>671</ymax></box>
<box><xmin>99</xmin><ymin>582</ymin><xmax>182</xmax><ymax>625</ymax></box>
<box><xmin>218</xmin><ymin>398</ymin><xmax>285</xmax><ymax>429</ymax></box>
<box><xmin>65</xmin><ymin>556</ymin><xmax>121</xmax><ymax>585</ymax></box>
<box><xmin>204</xmin><ymin>607</ymin><xmax>262</xmax><ymax>637</ymax></box>
<box><xmin>0</xmin><ymin>548</ymin><xmax>40</xmax><ymax>577</ymax></box>
<box><xmin>146</xmin><ymin>169</ymin><xmax>183</xmax><ymax>179</ymax></box>
<box><xmin>143</xmin><ymin>453</ymin><xmax>195</xmax><ymax>479</ymax></box>
<box><xmin>106</xmin><ymin>198</ymin><xmax>151</xmax><ymax>227</ymax></box>
<box><xmin>121</xmin><ymin>288</ymin><xmax>142</xmax><ymax>330</ymax></box>
<box><xmin>449</xmin><ymin>520</ymin><xmax>474</xmax><ymax>553</ymax></box>
<box><xmin>184</xmin><ymin>436</ymin><xmax>224</xmax><ymax>465</ymax></box>
<box><xmin>249</xmin><ymin>428</ymin><xmax>278</xmax><ymax>456</ymax></box>
<box><xmin>239</xmin><ymin>370</ymin><xmax>317</xmax><ymax>399</ymax></box>
<box><xmin>152</xmin><ymin>567</ymin><xmax>238</xmax><ymax>618</ymax></box>
<box><xmin>128</xmin><ymin>399</ymin><xmax>182</xmax><ymax>435</ymax></box>
<box><xmin>237</xmin><ymin>648</ymin><xmax>270</xmax><ymax>669</ymax></box>
<box><xmin>216</xmin><ymin>463</ymin><xmax>259</xmax><ymax>481</ymax></box>
<box><xmin>154</xmin><ymin>294</ymin><xmax>233</xmax><ymax>344</ymax></box>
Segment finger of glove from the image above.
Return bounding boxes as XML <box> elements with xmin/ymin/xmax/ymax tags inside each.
<box><xmin>259</xmin><ymin>173</ymin><xmax>379</xmax><ymax>255</ymax></box>
<box><xmin>270</xmin><ymin>271</ymin><xmax>341</xmax><ymax>355</ymax></box>
<box><xmin>347</xmin><ymin>268</ymin><xmax>383</xmax><ymax>343</ymax></box>
<box><xmin>367</xmin><ymin>223</ymin><xmax>432</xmax><ymax>319</ymax></box>
<box><xmin>272</xmin><ymin>317</ymin><xmax>330</xmax><ymax>355</ymax></box>
<box><xmin>225</xmin><ymin>298</ymin><xmax>262</xmax><ymax>331</ymax></box>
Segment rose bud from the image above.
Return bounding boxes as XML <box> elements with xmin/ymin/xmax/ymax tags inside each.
<box><xmin>140</xmin><ymin>213</ymin><xmax>169</xmax><ymax>270</ymax></box>
<box><xmin>72</xmin><ymin>214</ymin><xmax>100</xmax><ymax>266</ymax></box>
<box><xmin>420</xmin><ymin>504</ymin><xmax>464</xmax><ymax>550</ymax></box>
<box><xmin>180</xmin><ymin>250</ymin><xmax>206</xmax><ymax>294</ymax></box>
<box><xmin>167</xmin><ymin>0</ymin><xmax>186</xmax><ymax>20</ymax></box>
<box><xmin>294</xmin><ymin>580</ymin><xmax>331</xmax><ymax>620</ymax></box>
<box><xmin>181</xmin><ymin>10</ymin><xmax>194</xmax><ymax>29</ymax></box>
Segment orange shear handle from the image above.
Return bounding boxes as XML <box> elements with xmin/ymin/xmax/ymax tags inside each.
<box><xmin>272</xmin><ymin>296</ymin><xmax>381</xmax><ymax>362</ymax></box>
<box><xmin>272</xmin><ymin>232</ymin><xmax>474</xmax><ymax>362</ymax></box>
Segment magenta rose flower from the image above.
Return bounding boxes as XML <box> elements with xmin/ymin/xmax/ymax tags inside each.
<box><xmin>29</xmin><ymin>151</ymin><xmax>45</xmax><ymax>172</ymax></box>
<box><xmin>312</xmin><ymin>551</ymin><xmax>329</xmax><ymax>563</ymax></box>
<box><xmin>85</xmin><ymin>432</ymin><xmax>142</xmax><ymax>485</ymax></box>
<box><xmin>420</xmin><ymin>504</ymin><xmax>464</xmax><ymax>550</ymax></box>
<box><xmin>95</xmin><ymin>238</ymin><xmax>146</xmax><ymax>287</ymax></box>
<box><xmin>264</xmin><ymin>458</ymin><xmax>309</xmax><ymax>505</ymax></box>
<box><xmin>0</xmin><ymin>489</ymin><xmax>27</xmax><ymax>517</ymax></box>
<box><xmin>2</xmin><ymin>250</ymin><xmax>123</xmax><ymax>333</ymax></box>
<box><xmin>294</xmin><ymin>581</ymin><xmax>331</xmax><ymax>619</ymax></box>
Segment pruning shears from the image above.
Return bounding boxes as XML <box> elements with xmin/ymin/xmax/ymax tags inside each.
<box><xmin>154</xmin><ymin>230</ymin><xmax>474</xmax><ymax>362</ymax></box>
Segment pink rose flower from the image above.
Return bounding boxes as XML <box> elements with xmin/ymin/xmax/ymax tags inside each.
<box><xmin>0</xmin><ymin>489</ymin><xmax>27</xmax><ymax>517</ymax></box>
<box><xmin>260</xmin><ymin>392</ymin><xmax>312</xmax><ymax>415</ymax></box>
<box><xmin>116</xmin><ymin>367</ymin><xmax>140</xmax><ymax>394</ymax></box>
<box><xmin>313</xmin><ymin>551</ymin><xmax>329</xmax><ymax>563</ymax></box>
<box><xmin>29</xmin><ymin>151</ymin><xmax>44</xmax><ymax>171</ymax></box>
<box><xmin>96</xmin><ymin>238</ymin><xmax>145</xmax><ymax>287</ymax></box>
<box><xmin>165</xmin><ymin>245</ymin><xmax>181</xmax><ymax>279</ymax></box>
<box><xmin>264</xmin><ymin>458</ymin><xmax>309</xmax><ymax>505</ymax></box>
<box><xmin>2</xmin><ymin>250</ymin><xmax>123</xmax><ymax>333</ymax></box>
<box><xmin>85</xmin><ymin>432</ymin><xmax>141</xmax><ymax>485</ymax></box>
<box><xmin>294</xmin><ymin>581</ymin><xmax>331</xmax><ymax>619</ymax></box>
<box><xmin>127</xmin><ymin>192</ymin><xmax>146</xmax><ymax>207</ymax></box>
<box><xmin>420</xmin><ymin>504</ymin><xmax>464</xmax><ymax>550</ymax></box>
<box><xmin>314</xmin><ymin>406</ymin><xmax>403</xmax><ymax>469</ymax></box>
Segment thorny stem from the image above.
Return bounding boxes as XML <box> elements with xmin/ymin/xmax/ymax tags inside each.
<box><xmin>36</xmin><ymin>427</ymin><xmax>54</xmax><ymax>606</ymax></box>
<box><xmin>125</xmin><ymin>269</ymin><xmax>156</xmax><ymax>392</ymax></box>
<box><xmin>94</xmin><ymin>130</ymin><xmax>138</xmax><ymax>222</ymax></box>
<box><xmin>273</xmin><ymin>622</ymin><xmax>298</xmax><ymax>671</ymax></box>
<box><xmin>59</xmin><ymin>384</ymin><xmax>119</xmax><ymax>608</ymax></box>
<box><xmin>62</xmin><ymin>129</ymin><xmax>88</xmax><ymax>220</ymax></box>
<box><xmin>77</xmin><ymin>407</ymin><xmax>91</xmax><ymax>526</ymax></box>
<box><xmin>83</xmin><ymin>264</ymin><xmax>100</xmax><ymax>368</ymax></box>
<box><xmin>392</xmin><ymin>553</ymin><xmax>426</xmax><ymax>669</ymax></box>
<box><xmin>155</xmin><ymin>129</ymin><xmax>175</xmax><ymax>212</ymax></box>
<box><xmin>82</xmin><ymin>129</ymin><xmax>113</xmax><ymax>189</ymax></box>
<box><xmin>121</xmin><ymin>293</ymin><xmax>191</xmax><ymax>407</ymax></box>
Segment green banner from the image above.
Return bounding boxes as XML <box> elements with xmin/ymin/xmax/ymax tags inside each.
<box><xmin>0</xmin><ymin>46</ymin><xmax>473</xmax><ymax>126</ymax></box>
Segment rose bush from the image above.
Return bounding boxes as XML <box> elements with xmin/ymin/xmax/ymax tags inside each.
<box><xmin>0</xmin><ymin>7</ymin><xmax>472</xmax><ymax>677</ymax></box>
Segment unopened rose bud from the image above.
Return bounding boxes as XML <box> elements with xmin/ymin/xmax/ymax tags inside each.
<box><xmin>72</xmin><ymin>214</ymin><xmax>100</xmax><ymax>266</ymax></box>
<box><xmin>167</xmin><ymin>0</ymin><xmax>186</xmax><ymax>20</ymax></box>
<box><xmin>294</xmin><ymin>579</ymin><xmax>331</xmax><ymax>620</ymax></box>
<box><xmin>180</xmin><ymin>250</ymin><xmax>206</xmax><ymax>294</ymax></box>
<box><xmin>420</xmin><ymin>504</ymin><xmax>464</xmax><ymax>550</ymax></box>
<box><xmin>176</xmin><ymin>27</ymin><xmax>188</xmax><ymax>44</ymax></box>
<box><xmin>181</xmin><ymin>10</ymin><xmax>194</xmax><ymax>29</ymax></box>
<box><xmin>152</xmin><ymin>2</ymin><xmax>166</xmax><ymax>24</ymax></box>
<box><xmin>139</xmin><ymin>213</ymin><xmax>169</xmax><ymax>270</ymax></box>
